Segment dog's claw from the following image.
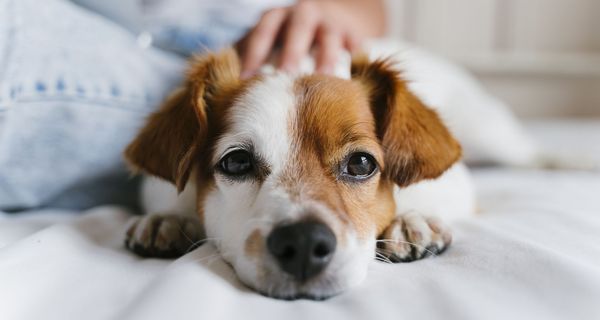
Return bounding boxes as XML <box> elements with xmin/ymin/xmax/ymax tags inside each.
<box><xmin>377</xmin><ymin>213</ymin><xmax>452</xmax><ymax>263</ymax></box>
<box><xmin>125</xmin><ymin>214</ymin><xmax>205</xmax><ymax>258</ymax></box>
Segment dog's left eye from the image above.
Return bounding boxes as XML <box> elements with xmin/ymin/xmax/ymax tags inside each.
<box><xmin>343</xmin><ymin>152</ymin><xmax>377</xmax><ymax>179</ymax></box>
<box><xmin>220</xmin><ymin>150</ymin><xmax>253</xmax><ymax>176</ymax></box>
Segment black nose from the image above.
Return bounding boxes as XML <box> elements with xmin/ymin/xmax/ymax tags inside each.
<box><xmin>267</xmin><ymin>221</ymin><xmax>337</xmax><ymax>282</ymax></box>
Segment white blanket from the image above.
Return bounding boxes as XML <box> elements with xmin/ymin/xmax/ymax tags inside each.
<box><xmin>1</xmin><ymin>120</ymin><xmax>600</xmax><ymax>320</ymax></box>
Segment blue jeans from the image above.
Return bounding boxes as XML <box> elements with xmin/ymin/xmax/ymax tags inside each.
<box><xmin>0</xmin><ymin>0</ymin><xmax>190</xmax><ymax>210</ymax></box>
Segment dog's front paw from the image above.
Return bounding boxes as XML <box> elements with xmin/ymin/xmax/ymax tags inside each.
<box><xmin>377</xmin><ymin>213</ymin><xmax>452</xmax><ymax>263</ymax></box>
<box><xmin>125</xmin><ymin>214</ymin><xmax>205</xmax><ymax>258</ymax></box>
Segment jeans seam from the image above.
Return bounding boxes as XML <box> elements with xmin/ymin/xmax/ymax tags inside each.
<box><xmin>4</xmin><ymin>95</ymin><xmax>160</xmax><ymax>113</ymax></box>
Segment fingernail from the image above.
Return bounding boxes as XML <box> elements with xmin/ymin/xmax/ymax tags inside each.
<box><xmin>317</xmin><ymin>65</ymin><xmax>334</xmax><ymax>75</ymax></box>
<box><xmin>279</xmin><ymin>63</ymin><xmax>296</xmax><ymax>73</ymax></box>
<box><xmin>241</xmin><ymin>70</ymin><xmax>254</xmax><ymax>80</ymax></box>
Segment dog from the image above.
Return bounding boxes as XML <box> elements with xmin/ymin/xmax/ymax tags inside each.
<box><xmin>121</xmin><ymin>43</ymin><xmax>520</xmax><ymax>300</ymax></box>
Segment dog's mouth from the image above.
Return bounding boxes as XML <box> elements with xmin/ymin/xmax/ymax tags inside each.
<box><xmin>247</xmin><ymin>272</ymin><xmax>347</xmax><ymax>301</ymax></box>
<box><xmin>258</xmin><ymin>290</ymin><xmax>336</xmax><ymax>301</ymax></box>
<box><xmin>204</xmin><ymin>192</ymin><xmax>377</xmax><ymax>301</ymax></box>
<box><xmin>255</xmin><ymin>221</ymin><xmax>343</xmax><ymax>300</ymax></box>
<box><xmin>225</xmin><ymin>223</ymin><xmax>374</xmax><ymax>301</ymax></box>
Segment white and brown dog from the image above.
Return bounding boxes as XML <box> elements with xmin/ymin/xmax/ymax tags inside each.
<box><xmin>122</xmin><ymin>42</ymin><xmax>545</xmax><ymax>300</ymax></box>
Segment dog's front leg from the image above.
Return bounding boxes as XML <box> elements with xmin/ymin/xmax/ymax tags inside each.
<box><xmin>377</xmin><ymin>163</ymin><xmax>474</xmax><ymax>262</ymax></box>
<box><xmin>125</xmin><ymin>177</ymin><xmax>205</xmax><ymax>258</ymax></box>
<box><xmin>377</xmin><ymin>213</ymin><xmax>452</xmax><ymax>263</ymax></box>
<box><xmin>125</xmin><ymin>214</ymin><xmax>204</xmax><ymax>258</ymax></box>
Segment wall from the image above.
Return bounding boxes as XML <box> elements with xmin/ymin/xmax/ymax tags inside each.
<box><xmin>385</xmin><ymin>0</ymin><xmax>600</xmax><ymax>118</ymax></box>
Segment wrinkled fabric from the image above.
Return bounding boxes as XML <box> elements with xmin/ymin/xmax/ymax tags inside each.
<box><xmin>1</xmin><ymin>120</ymin><xmax>599</xmax><ymax>320</ymax></box>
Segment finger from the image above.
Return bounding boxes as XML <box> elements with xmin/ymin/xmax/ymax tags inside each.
<box><xmin>315</xmin><ymin>25</ymin><xmax>343</xmax><ymax>75</ymax></box>
<box><xmin>343</xmin><ymin>33</ymin><xmax>363</xmax><ymax>53</ymax></box>
<box><xmin>241</xmin><ymin>8</ymin><xmax>288</xmax><ymax>78</ymax></box>
<box><xmin>279</xmin><ymin>2</ymin><xmax>319</xmax><ymax>72</ymax></box>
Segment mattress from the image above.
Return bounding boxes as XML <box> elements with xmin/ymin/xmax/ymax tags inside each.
<box><xmin>1</xmin><ymin>119</ymin><xmax>599</xmax><ymax>320</ymax></box>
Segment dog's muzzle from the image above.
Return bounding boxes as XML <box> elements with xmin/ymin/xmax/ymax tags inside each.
<box><xmin>267</xmin><ymin>221</ymin><xmax>337</xmax><ymax>282</ymax></box>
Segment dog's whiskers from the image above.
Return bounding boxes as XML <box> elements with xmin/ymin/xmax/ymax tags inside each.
<box><xmin>376</xmin><ymin>238</ymin><xmax>440</xmax><ymax>258</ymax></box>
<box><xmin>377</xmin><ymin>238</ymin><xmax>441</xmax><ymax>257</ymax></box>
<box><xmin>374</xmin><ymin>250</ymin><xmax>394</xmax><ymax>264</ymax></box>
<box><xmin>181</xmin><ymin>236</ymin><xmax>225</xmax><ymax>254</ymax></box>
<box><xmin>174</xmin><ymin>221</ymin><xmax>197</xmax><ymax>251</ymax></box>
<box><xmin>191</xmin><ymin>253</ymin><xmax>222</xmax><ymax>265</ymax></box>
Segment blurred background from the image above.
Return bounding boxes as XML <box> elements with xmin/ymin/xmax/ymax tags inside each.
<box><xmin>385</xmin><ymin>0</ymin><xmax>600</xmax><ymax>118</ymax></box>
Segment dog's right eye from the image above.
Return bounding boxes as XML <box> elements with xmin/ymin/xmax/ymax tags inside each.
<box><xmin>219</xmin><ymin>150</ymin><xmax>253</xmax><ymax>176</ymax></box>
<box><xmin>341</xmin><ymin>152</ymin><xmax>378</xmax><ymax>181</ymax></box>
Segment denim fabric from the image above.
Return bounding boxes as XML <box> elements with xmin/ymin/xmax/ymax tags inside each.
<box><xmin>0</xmin><ymin>0</ymin><xmax>295</xmax><ymax>210</ymax></box>
<box><xmin>70</xmin><ymin>0</ymin><xmax>294</xmax><ymax>56</ymax></box>
<box><xmin>0</xmin><ymin>0</ymin><xmax>189</xmax><ymax>210</ymax></box>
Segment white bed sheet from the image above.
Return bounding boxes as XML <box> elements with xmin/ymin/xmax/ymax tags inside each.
<box><xmin>1</xmin><ymin>120</ymin><xmax>600</xmax><ymax>320</ymax></box>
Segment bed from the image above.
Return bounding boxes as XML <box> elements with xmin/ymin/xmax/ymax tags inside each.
<box><xmin>1</xmin><ymin>119</ymin><xmax>599</xmax><ymax>320</ymax></box>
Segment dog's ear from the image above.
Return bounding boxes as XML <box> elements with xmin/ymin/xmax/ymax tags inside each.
<box><xmin>351</xmin><ymin>55</ymin><xmax>461</xmax><ymax>187</ymax></box>
<box><xmin>125</xmin><ymin>48</ymin><xmax>240</xmax><ymax>192</ymax></box>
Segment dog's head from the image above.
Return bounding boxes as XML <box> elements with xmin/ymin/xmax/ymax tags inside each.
<box><xmin>125</xmin><ymin>49</ymin><xmax>460</xmax><ymax>299</ymax></box>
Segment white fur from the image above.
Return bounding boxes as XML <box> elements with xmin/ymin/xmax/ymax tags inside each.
<box><xmin>205</xmin><ymin>74</ymin><xmax>299</xmax><ymax>296</ymax></box>
<box><xmin>138</xmin><ymin>40</ymin><xmax>554</xmax><ymax>299</ymax></box>
<box><xmin>141</xmin><ymin>176</ymin><xmax>196</xmax><ymax>216</ymax></box>
<box><xmin>395</xmin><ymin>162</ymin><xmax>475</xmax><ymax>222</ymax></box>
<box><xmin>212</xmin><ymin>73</ymin><xmax>295</xmax><ymax>171</ymax></box>
<box><xmin>203</xmin><ymin>74</ymin><xmax>376</xmax><ymax>299</ymax></box>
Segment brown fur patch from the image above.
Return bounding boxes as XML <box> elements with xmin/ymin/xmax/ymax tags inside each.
<box><xmin>350</xmin><ymin>55</ymin><xmax>462</xmax><ymax>187</ymax></box>
<box><xmin>279</xmin><ymin>75</ymin><xmax>396</xmax><ymax>239</ymax></box>
<box><xmin>194</xmin><ymin>173</ymin><xmax>215</xmax><ymax>227</ymax></box>
<box><xmin>124</xmin><ymin>48</ymin><xmax>241</xmax><ymax>190</ymax></box>
<box><xmin>281</xmin><ymin>59</ymin><xmax>461</xmax><ymax>239</ymax></box>
<box><xmin>244</xmin><ymin>229</ymin><xmax>264</xmax><ymax>259</ymax></box>
<box><xmin>124</xmin><ymin>48</ymin><xmax>258</xmax><ymax>222</ymax></box>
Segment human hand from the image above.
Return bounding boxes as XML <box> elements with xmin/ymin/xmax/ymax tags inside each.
<box><xmin>236</xmin><ymin>0</ymin><xmax>386</xmax><ymax>78</ymax></box>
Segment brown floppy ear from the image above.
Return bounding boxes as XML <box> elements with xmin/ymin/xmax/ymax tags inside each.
<box><xmin>351</xmin><ymin>55</ymin><xmax>461</xmax><ymax>187</ymax></box>
<box><xmin>124</xmin><ymin>48</ymin><xmax>240</xmax><ymax>192</ymax></box>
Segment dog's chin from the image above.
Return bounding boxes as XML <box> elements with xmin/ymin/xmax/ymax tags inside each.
<box><xmin>249</xmin><ymin>277</ymin><xmax>346</xmax><ymax>301</ymax></box>
<box><xmin>258</xmin><ymin>290</ymin><xmax>339</xmax><ymax>301</ymax></box>
<box><xmin>234</xmin><ymin>261</ymin><xmax>370</xmax><ymax>301</ymax></box>
<box><xmin>225</xmin><ymin>232</ymin><xmax>375</xmax><ymax>301</ymax></box>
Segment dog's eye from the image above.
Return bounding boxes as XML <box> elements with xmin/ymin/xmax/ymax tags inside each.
<box><xmin>344</xmin><ymin>153</ymin><xmax>377</xmax><ymax>179</ymax></box>
<box><xmin>220</xmin><ymin>150</ymin><xmax>253</xmax><ymax>176</ymax></box>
